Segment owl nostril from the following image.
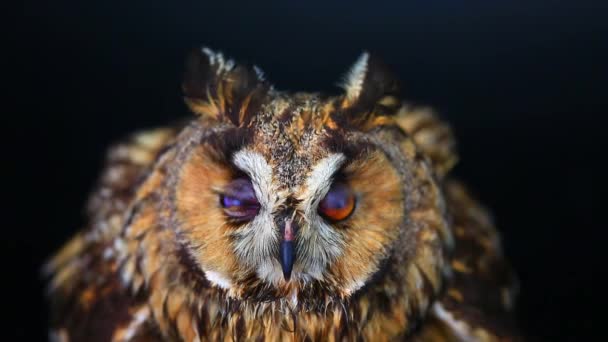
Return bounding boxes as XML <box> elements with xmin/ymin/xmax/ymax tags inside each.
<box><xmin>280</xmin><ymin>218</ymin><xmax>298</xmax><ymax>281</ymax></box>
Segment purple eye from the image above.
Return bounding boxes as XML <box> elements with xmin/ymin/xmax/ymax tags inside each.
<box><xmin>220</xmin><ymin>178</ymin><xmax>260</xmax><ymax>221</ymax></box>
<box><xmin>318</xmin><ymin>182</ymin><xmax>356</xmax><ymax>222</ymax></box>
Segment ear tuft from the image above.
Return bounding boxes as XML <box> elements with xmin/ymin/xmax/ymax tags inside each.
<box><xmin>252</xmin><ymin>65</ymin><xmax>266</xmax><ymax>82</ymax></box>
<box><xmin>182</xmin><ymin>47</ymin><xmax>270</xmax><ymax>126</ymax></box>
<box><xmin>341</xmin><ymin>52</ymin><xmax>370</xmax><ymax>102</ymax></box>
<box><xmin>337</xmin><ymin>52</ymin><xmax>402</xmax><ymax>130</ymax></box>
<box><xmin>340</xmin><ymin>52</ymin><xmax>401</xmax><ymax>110</ymax></box>
<box><xmin>200</xmin><ymin>47</ymin><xmax>236</xmax><ymax>76</ymax></box>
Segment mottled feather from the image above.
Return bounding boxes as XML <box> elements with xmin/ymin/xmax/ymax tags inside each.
<box><xmin>46</xmin><ymin>48</ymin><xmax>519</xmax><ymax>341</ymax></box>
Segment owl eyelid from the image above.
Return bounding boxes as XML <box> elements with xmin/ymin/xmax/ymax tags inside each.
<box><xmin>218</xmin><ymin>177</ymin><xmax>260</xmax><ymax>221</ymax></box>
<box><xmin>220</xmin><ymin>194</ymin><xmax>259</xmax><ymax>207</ymax></box>
<box><xmin>220</xmin><ymin>197</ymin><xmax>260</xmax><ymax>223</ymax></box>
<box><xmin>222</xmin><ymin>203</ymin><xmax>259</xmax><ymax>219</ymax></box>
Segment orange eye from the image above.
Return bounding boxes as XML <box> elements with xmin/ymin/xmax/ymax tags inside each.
<box><xmin>318</xmin><ymin>182</ymin><xmax>356</xmax><ymax>222</ymax></box>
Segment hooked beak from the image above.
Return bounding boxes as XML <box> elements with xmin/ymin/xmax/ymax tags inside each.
<box><xmin>280</xmin><ymin>218</ymin><xmax>298</xmax><ymax>281</ymax></box>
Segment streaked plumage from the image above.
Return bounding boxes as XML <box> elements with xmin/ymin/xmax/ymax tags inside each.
<box><xmin>45</xmin><ymin>48</ymin><xmax>520</xmax><ymax>341</ymax></box>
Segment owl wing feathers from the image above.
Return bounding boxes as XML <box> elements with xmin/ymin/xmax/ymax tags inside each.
<box><xmin>394</xmin><ymin>105</ymin><xmax>458</xmax><ymax>179</ymax></box>
<box><xmin>395</xmin><ymin>108</ymin><xmax>520</xmax><ymax>341</ymax></box>
<box><xmin>45</xmin><ymin>128</ymin><xmax>176</xmax><ymax>342</ymax></box>
<box><xmin>46</xmin><ymin>103</ymin><xmax>519</xmax><ymax>341</ymax></box>
<box><xmin>427</xmin><ymin>180</ymin><xmax>521</xmax><ymax>341</ymax></box>
<box><xmin>411</xmin><ymin>180</ymin><xmax>521</xmax><ymax>341</ymax></box>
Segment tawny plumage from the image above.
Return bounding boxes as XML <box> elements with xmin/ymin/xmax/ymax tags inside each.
<box><xmin>45</xmin><ymin>48</ymin><xmax>520</xmax><ymax>341</ymax></box>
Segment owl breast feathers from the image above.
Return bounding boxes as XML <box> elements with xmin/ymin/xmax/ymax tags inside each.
<box><xmin>45</xmin><ymin>48</ymin><xmax>520</xmax><ymax>341</ymax></box>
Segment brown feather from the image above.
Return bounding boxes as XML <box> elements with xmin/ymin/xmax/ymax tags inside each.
<box><xmin>46</xmin><ymin>49</ymin><xmax>519</xmax><ymax>341</ymax></box>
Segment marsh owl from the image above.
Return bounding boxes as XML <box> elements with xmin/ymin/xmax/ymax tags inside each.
<box><xmin>45</xmin><ymin>48</ymin><xmax>520</xmax><ymax>341</ymax></box>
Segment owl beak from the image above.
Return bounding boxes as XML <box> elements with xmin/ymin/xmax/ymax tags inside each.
<box><xmin>280</xmin><ymin>218</ymin><xmax>298</xmax><ymax>281</ymax></box>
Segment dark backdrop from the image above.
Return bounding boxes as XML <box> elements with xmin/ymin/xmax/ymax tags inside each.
<box><xmin>9</xmin><ymin>1</ymin><xmax>606</xmax><ymax>340</ymax></box>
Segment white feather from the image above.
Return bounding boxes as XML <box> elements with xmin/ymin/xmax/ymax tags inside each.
<box><xmin>432</xmin><ymin>303</ymin><xmax>478</xmax><ymax>342</ymax></box>
<box><xmin>201</xmin><ymin>47</ymin><xmax>235</xmax><ymax>75</ymax></box>
<box><xmin>300</xmin><ymin>153</ymin><xmax>346</xmax><ymax>216</ymax></box>
<box><xmin>117</xmin><ymin>306</ymin><xmax>150</xmax><ymax>341</ymax></box>
<box><xmin>232</xmin><ymin>150</ymin><xmax>283</xmax><ymax>277</ymax></box>
<box><xmin>233</xmin><ymin>150</ymin><xmax>277</xmax><ymax>210</ymax></box>
<box><xmin>297</xmin><ymin>154</ymin><xmax>347</xmax><ymax>279</ymax></box>
<box><xmin>340</xmin><ymin>52</ymin><xmax>370</xmax><ymax>101</ymax></box>
<box><xmin>205</xmin><ymin>270</ymin><xmax>233</xmax><ymax>290</ymax></box>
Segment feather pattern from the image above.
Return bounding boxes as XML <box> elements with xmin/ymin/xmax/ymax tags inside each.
<box><xmin>45</xmin><ymin>49</ymin><xmax>520</xmax><ymax>341</ymax></box>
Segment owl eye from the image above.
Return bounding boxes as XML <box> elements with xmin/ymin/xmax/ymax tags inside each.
<box><xmin>220</xmin><ymin>178</ymin><xmax>260</xmax><ymax>221</ymax></box>
<box><xmin>318</xmin><ymin>182</ymin><xmax>356</xmax><ymax>222</ymax></box>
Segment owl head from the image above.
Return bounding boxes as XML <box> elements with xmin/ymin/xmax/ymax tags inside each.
<box><xmin>167</xmin><ymin>48</ymin><xmax>447</xmax><ymax>308</ymax></box>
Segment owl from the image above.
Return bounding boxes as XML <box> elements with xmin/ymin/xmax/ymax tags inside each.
<box><xmin>45</xmin><ymin>48</ymin><xmax>520</xmax><ymax>341</ymax></box>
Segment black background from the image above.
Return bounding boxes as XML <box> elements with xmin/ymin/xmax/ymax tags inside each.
<box><xmin>9</xmin><ymin>1</ymin><xmax>605</xmax><ymax>340</ymax></box>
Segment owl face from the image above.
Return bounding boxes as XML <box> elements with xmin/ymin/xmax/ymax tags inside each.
<box><xmin>169</xmin><ymin>49</ymin><xmax>426</xmax><ymax>305</ymax></box>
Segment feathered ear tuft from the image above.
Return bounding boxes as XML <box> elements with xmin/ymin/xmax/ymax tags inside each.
<box><xmin>182</xmin><ymin>47</ymin><xmax>270</xmax><ymax>126</ymax></box>
<box><xmin>337</xmin><ymin>52</ymin><xmax>402</xmax><ymax>129</ymax></box>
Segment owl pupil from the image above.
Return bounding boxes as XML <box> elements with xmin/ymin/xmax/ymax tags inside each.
<box><xmin>325</xmin><ymin>191</ymin><xmax>348</xmax><ymax>209</ymax></box>
<box><xmin>222</xmin><ymin>196</ymin><xmax>242</xmax><ymax>207</ymax></box>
